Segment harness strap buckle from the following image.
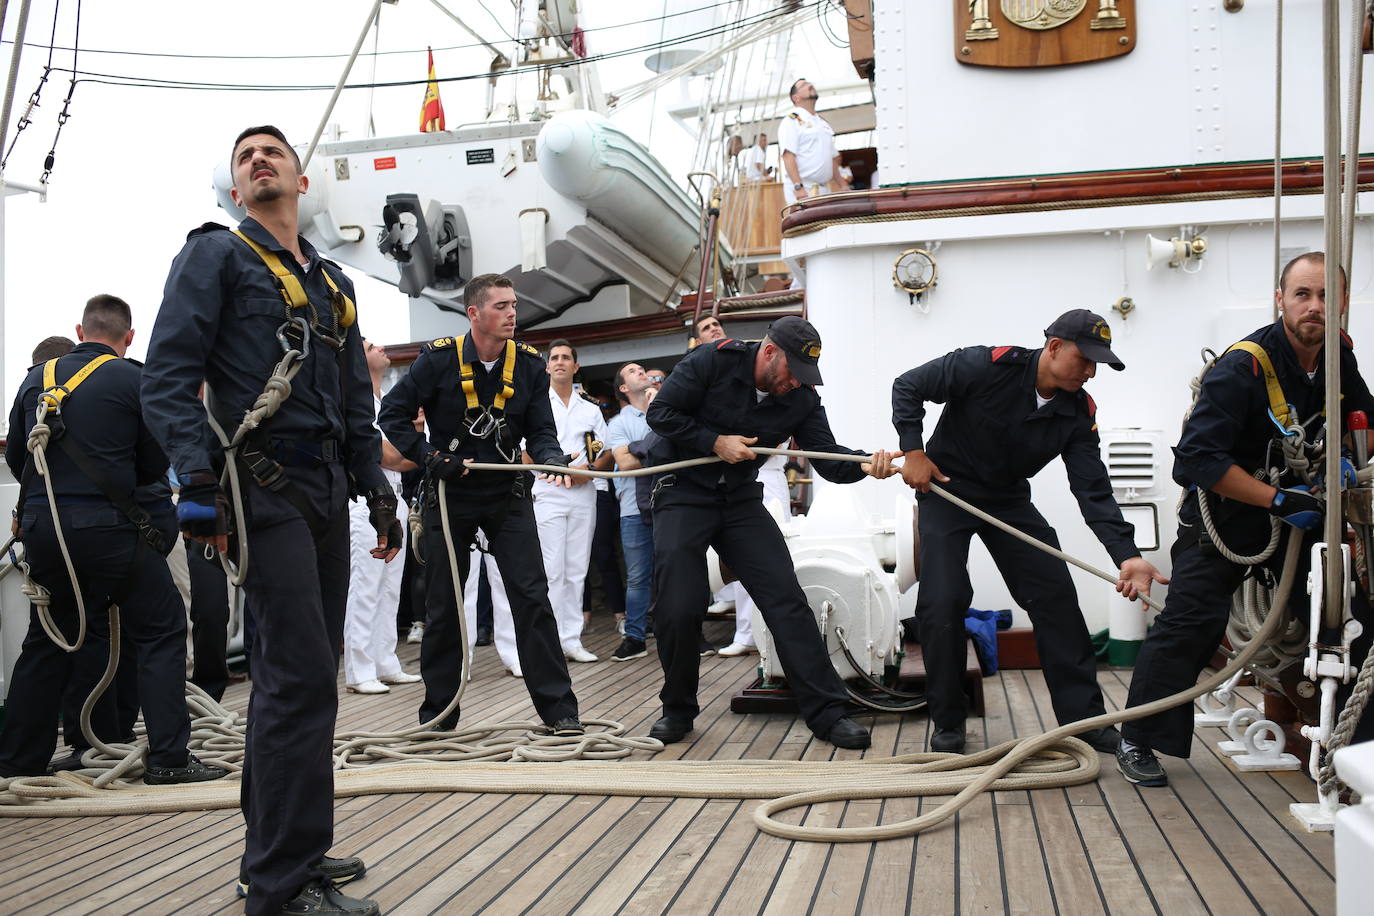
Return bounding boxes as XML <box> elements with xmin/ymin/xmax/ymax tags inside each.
<box><xmin>276</xmin><ymin>316</ymin><xmax>311</xmax><ymax>358</ymax></box>
<box><xmin>466</xmin><ymin>407</ymin><xmax>499</xmax><ymax>441</ymax></box>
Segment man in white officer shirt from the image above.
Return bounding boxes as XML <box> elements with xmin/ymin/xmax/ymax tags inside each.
<box><xmin>343</xmin><ymin>341</ymin><xmax>423</xmax><ymax>694</ymax></box>
<box><xmin>739</xmin><ymin>133</ymin><xmax>771</xmax><ymax>183</ymax></box>
<box><xmin>778</xmin><ymin>78</ymin><xmax>849</xmax><ymax>205</ymax></box>
<box><xmin>532</xmin><ymin>339</ymin><xmax>613</xmax><ymax>662</ymax></box>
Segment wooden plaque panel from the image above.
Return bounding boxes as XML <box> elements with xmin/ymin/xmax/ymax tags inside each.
<box><xmin>954</xmin><ymin>0</ymin><xmax>1137</xmax><ymax>69</ymax></box>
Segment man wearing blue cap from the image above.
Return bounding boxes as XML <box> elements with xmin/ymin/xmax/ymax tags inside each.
<box><xmin>644</xmin><ymin>316</ymin><xmax>896</xmax><ymax>748</ymax></box>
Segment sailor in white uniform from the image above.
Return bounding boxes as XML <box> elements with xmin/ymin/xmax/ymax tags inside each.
<box><xmin>739</xmin><ymin>133</ymin><xmax>770</xmax><ymax>183</ymax></box>
<box><xmin>465</xmin><ymin>540</ymin><xmax>521</xmax><ymax>677</ymax></box>
<box><xmin>777</xmin><ymin>78</ymin><xmax>848</xmax><ymax>206</ymax></box>
<box><xmin>532</xmin><ymin>340</ymin><xmax>612</xmax><ymax>662</ymax></box>
<box><xmin>344</xmin><ymin>341</ymin><xmax>422</xmax><ymax>694</ymax></box>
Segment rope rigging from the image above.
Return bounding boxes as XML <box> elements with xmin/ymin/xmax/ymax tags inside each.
<box><xmin>0</xmin><ymin>0</ymin><xmax>56</xmax><ymax>170</ymax></box>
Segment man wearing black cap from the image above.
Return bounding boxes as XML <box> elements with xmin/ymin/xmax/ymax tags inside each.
<box><xmin>643</xmin><ymin>316</ymin><xmax>896</xmax><ymax>748</ymax></box>
<box><xmin>892</xmin><ymin>309</ymin><xmax>1166</xmax><ymax>754</ymax></box>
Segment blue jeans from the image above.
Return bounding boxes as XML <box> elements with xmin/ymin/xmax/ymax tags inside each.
<box><xmin>619</xmin><ymin>515</ymin><xmax>654</xmax><ymax>642</ymax></box>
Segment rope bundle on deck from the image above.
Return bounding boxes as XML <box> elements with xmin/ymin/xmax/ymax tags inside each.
<box><xmin>0</xmin><ymin>451</ymin><xmax>1306</xmax><ymax>846</ymax></box>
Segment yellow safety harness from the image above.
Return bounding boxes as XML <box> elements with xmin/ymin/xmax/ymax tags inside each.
<box><xmin>231</xmin><ymin>229</ymin><xmax>356</xmax><ymax>333</ymax></box>
<box><xmin>450</xmin><ymin>334</ymin><xmax>521</xmax><ymax>461</ymax></box>
<box><xmin>456</xmin><ymin>334</ymin><xmax>517</xmax><ymax>411</ymax></box>
<box><xmin>39</xmin><ymin>353</ymin><xmax>117</xmax><ymax>411</ymax></box>
<box><xmin>22</xmin><ymin>353</ymin><xmax>167</xmax><ymax>553</ymax></box>
<box><xmin>1223</xmin><ymin>340</ymin><xmax>1294</xmax><ymax>430</ymax></box>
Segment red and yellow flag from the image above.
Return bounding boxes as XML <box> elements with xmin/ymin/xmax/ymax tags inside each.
<box><xmin>420</xmin><ymin>47</ymin><xmax>445</xmax><ymax>132</ymax></box>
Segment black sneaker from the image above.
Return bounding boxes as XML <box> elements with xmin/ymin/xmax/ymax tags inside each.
<box><xmin>698</xmin><ymin>637</ymin><xmax>716</xmax><ymax>658</ymax></box>
<box><xmin>930</xmin><ymin>727</ymin><xmax>966</xmax><ymax>754</ymax></box>
<box><xmin>143</xmin><ymin>753</ymin><xmax>229</xmax><ymax>786</ymax></box>
<box><xmin>1080</xmin><ymin>726</ymin><xmax>1122</xmax><ymax>753</ymax></box>
<box><xmin>1116</xmin><ymin>744</ymin><xmax>1168</xmax><ymax>787</ymax></box>
<box><xmin>279</xmin><ymin>878</ymin><xmax>379</xmax><ymax>915</ymax></box>
<box><xmin>48</xmin><ymin>750</ymin><xmax>86</xmax><ymax>774</ymax></box>
<box><xmin>237</xmin><ymin>856</ymin><xmax>367</xmax><ymax>898</ymax></box>
<box><xmin>611</xmin><ymin>638</ymin><xmax>647</xmax><ymax>661</ymax></box>
<box><xmin>549</xmin><ymin>716</ymin><xmax>585</xmax><ymax>736</ymax></box>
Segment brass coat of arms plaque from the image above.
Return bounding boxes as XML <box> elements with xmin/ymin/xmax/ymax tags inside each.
<box><xmin>956</xmin><ymin>0</ymin><xmax>1136</xmax><ymax>68</ymax></box>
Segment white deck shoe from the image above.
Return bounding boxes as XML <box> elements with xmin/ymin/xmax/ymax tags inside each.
<box><xmin>717</xmin><ymin>642</ymin><xmax>757</xmax><ymax>657</ymax></box>
<box><xmin>346</xmin><ymin>679</ymin><xmax>390</xmax><ymax>694</ymax></box>
<box><xmin>565</xmin><ymin>646</ymin><xmax>598</xmax><ymax>663</ymax></box>
<box><xmin>379</xmin><ymin>671</ymin><xmax>422</xmax><ymax>685</ymax></box>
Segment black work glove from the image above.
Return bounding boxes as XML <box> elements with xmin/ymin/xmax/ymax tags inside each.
<box><xmin>425</xmin><ymin>450</ymin><xmax>467</xmax><ymax>481</ymax></box>
<box><xmin>177</xmin><ymin>471</ymin><xmax>230</xmax><ymax>540</ymax></box>
<box><xmin>540</xmin><ymin>453</ymin><xmax>574</xmax><ymax>484</ymax></box>
<box><xmin>1268</xmin><ymin>484</ymin><xmax>1323</xmax><ymax>530</ymax></box>
<box><xmin>365</xmin><ymin>487</ymin><xmax>403</xmax><ymax>552</ymax></box>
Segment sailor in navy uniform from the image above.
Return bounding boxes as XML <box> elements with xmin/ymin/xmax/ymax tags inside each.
<box><xmin>0</xmin><ymin>295</ymin><xmax>223</xmax><ymax>787</ymax></box>
<box><xmin>643</xmin><ymin>316</ymin><xmax>895</xmax><ymax>749</ymax></box>
<box><xmin>142</xmin><ymin>127</ymin><xmax>395</xmax><ymax>916</ymax></box>
<box><xmin>892</xmin><ymin>309</ymin><xmax>1165</xmax><ymax>755</ymax></box>
<box><xmin>378</xmin><ymin>273</ymin><xmax>583</xmax><ymax>737</ymax></box>
<box><xmin>1119</xmin><ymin>253</ymin><xmax>1374</xmax><ymax>787</ymax></box>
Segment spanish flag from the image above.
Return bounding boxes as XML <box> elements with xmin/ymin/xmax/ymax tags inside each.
<box><xmin>420</xmin><ymin>47</ymin><xmax>445</xmax><ymax>132</ymax></box>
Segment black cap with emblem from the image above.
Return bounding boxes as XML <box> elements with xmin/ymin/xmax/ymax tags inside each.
<box><xmin>1043</xmin><ymin>309</ymin><xmax>1125</xmax><ymax>371</ymax></box>
<box><xmin>767</xmin><ymin>315</ymin><xmax>824</xmax><ymax>386</ymax></box>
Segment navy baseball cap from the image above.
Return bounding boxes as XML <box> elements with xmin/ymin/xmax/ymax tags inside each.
<box><xmin>767</xmin><ymin>316</ymin><xmax>824</xmax><ymax>386</ymax></box>
<box><xmin>1044</xmin><ymin>309</ymin><xmax>1125</xmax><ymax>371</ymax></box>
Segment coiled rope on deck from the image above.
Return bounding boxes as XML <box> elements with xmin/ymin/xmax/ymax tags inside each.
<box><xmin>2</xmin><ymin>447</ymin><xmax>1225</xmax><ymax>834</ymax></box>
<box><xmin>0</xmin><ymin>449</ymin><xmax>1310</xmax><ymax>845</ymax></box>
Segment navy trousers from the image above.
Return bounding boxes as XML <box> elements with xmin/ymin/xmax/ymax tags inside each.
<box><xmin>418</xmin><ymin>483</ymin><xmax>577</xmax><ymax>729</ymax></box>
<box><xmin>651</xmin><ymin>485</ymin><xmax>850</xmax><ymax>735</ymax></box>
<box><xmin>914</xmin><ymin>492</ymin><xmax>1106</xmax><ymax>731</ymax></box>
<box><xmin>238</xmin><ymin>466</ymin><xmax>351</xmax><ymax>916</ymax></box>
<box><xmin>0</xmin><ymin>502</ymin><xmax>188</xmax><ymax>775</ymax></box>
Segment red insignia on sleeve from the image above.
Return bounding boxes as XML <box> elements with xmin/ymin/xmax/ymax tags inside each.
<box><xmin>991</xmin><ymin>346</ymin><xmax>1013</xmax><ymax>362</ymax></box>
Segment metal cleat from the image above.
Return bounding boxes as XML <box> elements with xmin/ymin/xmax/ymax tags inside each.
<box><xmin>1195</xmin><ymin>669</ymin><xmax>1244</xmax><ymax>727</ymax></box>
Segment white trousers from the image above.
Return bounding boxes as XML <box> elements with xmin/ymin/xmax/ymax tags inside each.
<box><xmin>464</xmin><ymin>544</ymin><xmax>519</xmax><ymax>672</ymax></box>
<box><xmin>533</xmin><ymin>492</ymin><xmax>596</xmax><ymax>652</ymax></box>
<box><xmin>343</xmin><ymin>497</ymin><xmax>408</xmax><ymax>685</ymax></box>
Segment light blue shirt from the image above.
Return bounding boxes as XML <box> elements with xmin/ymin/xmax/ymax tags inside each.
<box><xmin>606</xmin><ymin>404</ymin><xmax>650</xmax><ymax>518</ymax></box>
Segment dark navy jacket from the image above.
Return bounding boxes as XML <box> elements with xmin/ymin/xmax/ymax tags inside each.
<box><xmin>645</xmin><ymin>338</ymin><xmax>867</xmax><ymax>497</ymax></box>
<box><xmin>891</xmin><ymin>344</ymin><xmax>1138</xmax><ymax>566</ymax></box>
<box><xmin>378</xmin><ymin>333</ymin><xmax>562</xmax><ymax>496</ymax></box>
<box><xmin>1174</xmin><ymin>319</ymin><xmax>1374</xmax><ymax>533</ymax></box>
<box><xmin>140</xmin><ymin>218</ymin><xmax>384</xmax><ymax>495</ymax></box>
<box><xmin>6</xmin><ymin>341</ymin><xmax>168</xmax><ymax>504</ymax></box>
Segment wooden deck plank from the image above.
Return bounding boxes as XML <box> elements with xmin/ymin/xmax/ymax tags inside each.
<box><xmin>622</xmin><ymin>799</ymin><xmax>748</xmax><ymax>916</ymax></box>
<box><xmin>569</xmin><ymin>799</ymin><xmax>711</xmax><ymax>916</ymax></box>
<box><xmin>909</xmin><ymin>794</ymin><xmax>959</xmax><ymax>916</ymax></box>
<box><xmin>386</xmin><ymin>793</ymin><xmax>580</xmax><ymax>913</ymax></box>
<box><xmin>1099</xmin><ymin>670</ymin><xmax>1334</xmax><ymax>913</ymax></box>
<box><xmin>0</xmin><ymin>626</ymin><xmax>1342</xmax><ymax>916</ymax></box>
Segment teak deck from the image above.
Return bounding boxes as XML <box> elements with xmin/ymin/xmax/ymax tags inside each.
<box><xmin>0</xmin><ymin>617</ymin><xmax>1336</xmax><ymax>915</ymax></box>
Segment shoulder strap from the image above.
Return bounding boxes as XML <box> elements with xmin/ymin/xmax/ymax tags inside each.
<box><xmin>1224</xmin><ymin>340</ymin><xmax>1291</xmax><ymax>428</ymax></box>
<box><xmin>230</xmin><ymin>230</ymin><xmax>355</xmax><ymax>327</ymax></box>
<box><xmin>40</xmin><ymin>354</ymin><xmax>118</xmax><ymax>410</ymax></box>
<box><xmin>29</xmin><ymin>355</ymin><xmax>164</xmax><ymax>553</ymax></box>
<box><xmin>456</xmin><ymin>335</ymin><xmax>518</xmax><ymax>411</ymax></box>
